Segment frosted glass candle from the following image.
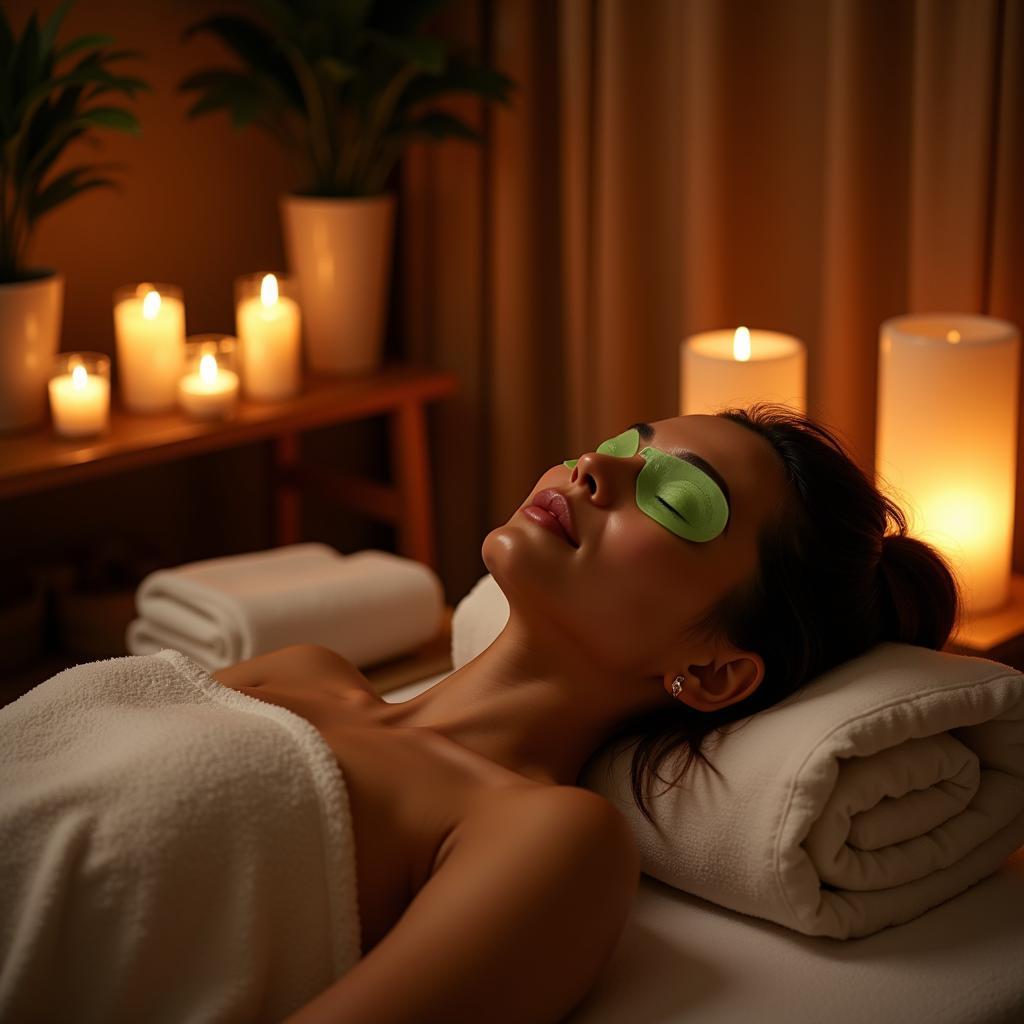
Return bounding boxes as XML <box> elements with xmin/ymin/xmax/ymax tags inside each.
<box><xmin>235</xmin><ymin>272</ymin><xmax>301</xmax><ymax>401</ymax></box>
<box><xmin>48</xmin><ymin>352</ymin><xmax>110</xmax><ymax>437</ymax></box>
<box><xmin>113</xmin><ymin>282</ymin><xmax>186</xmax><ymax>413</ymax></box>
<box><xmin>877</xmin><ymin>313</ymin><xmax>1021</xmax><ymax>616</ymax></box>
<box><xmin>679</xmin><ymin>327</ymin><xmax>806</xmax><ymax>415</ymax></box>
<box><xmin>178</xmin><ymin>336</ymin><xmax>240</xmax><ymax>420</ymax></box>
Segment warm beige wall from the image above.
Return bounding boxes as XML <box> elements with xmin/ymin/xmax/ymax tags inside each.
<box><xmin>2</xmin><ymin>0</ymin><xmax>405</xmax><ymax>599</ymax></box>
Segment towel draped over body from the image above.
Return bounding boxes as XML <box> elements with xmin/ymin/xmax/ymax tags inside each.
<box><xmin>0</xmin><ymin>649</ymin><xmax>362</xmax><ymax>1023</ymax></box>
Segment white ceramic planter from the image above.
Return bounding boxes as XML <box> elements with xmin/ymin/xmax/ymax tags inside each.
<box><xmin>280</xmin><ymin>192</ymin><xmax>396</xmax><ymax>374</ymax></box>
<box><xmin>0</xmin><ymin>270</ymin><xmax>64</xmax><ymax>433</ymax></box>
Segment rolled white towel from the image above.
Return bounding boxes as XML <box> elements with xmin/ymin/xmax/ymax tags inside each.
<box><xmin>126</xmin><ymin>543</ymin><xmax>444</xmax><ymax>671</ymax></box>
<box><xmin>451</xmin><ymin>572</ymin><xmax>1024</xmax><ymax>938</ymax></box>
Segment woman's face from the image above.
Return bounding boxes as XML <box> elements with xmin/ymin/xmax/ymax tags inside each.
<box><xmin>482</xmin><ymin>414</ymin><xmax>788</xmax><ymax>676</ymax></box>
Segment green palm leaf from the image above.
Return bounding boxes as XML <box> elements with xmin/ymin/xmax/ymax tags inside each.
<box><xmin>1</xmin><ymin>0</ymin><xmax>150</xmax><ymax>280</ymax></box>
<box><xmin>178</xmin><ymin>0</ymin><xmax>517</xmax><ymax>197</ymax></box>
<box><xmin>27</xmin><ymin>166</ymin><xmax>119</xmax><ymax>223</ymax></box>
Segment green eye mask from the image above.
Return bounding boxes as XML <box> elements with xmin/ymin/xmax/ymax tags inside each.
<box><xmin>563</xmin><ymin>427</ymin><xmax>730</xmax><ymax>542</ymax></box>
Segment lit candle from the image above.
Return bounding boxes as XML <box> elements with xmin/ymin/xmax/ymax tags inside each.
<box><xmin>48</xmin><ymin>353</ymin><xmax>110</xmax><ymax>437</ymax></box>
<box><xmin>235</xmin><ymin>273</ymin><xmax>301</xmax><ymax>400</ymax></box>
<box><xmin>178</xmin><ymin>346</ymin><xmax>240</xmax><ymax>420</ymax></box>
<box><xmin>679</xmin><ymin>326</ymin><xmax>806</xmax><ymax>415</ymax></box>
<box><xmin>877</xmin><ymin>313</ymin><xmax>1021</xmax><ymax>616</ymax></box>
<box><xmin>113</xmin><ymin>283</ymin><xmax>186</xmax><ymax>412</ymax></box>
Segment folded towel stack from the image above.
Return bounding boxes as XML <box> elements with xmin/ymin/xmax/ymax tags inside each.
<box><xmin>0</xmin><ymin>648</ymin><xmax>362</xmax><ymax>1022</ymax></box>
<box><xmin>451</xmin><ymin>572</ymin><xmax>1024</xmax><ymax>938</ymax></box>
<box><xmin>126</xmin><ymin>543</ymin><xmax>444</xmax><ymax>671</ymax></box>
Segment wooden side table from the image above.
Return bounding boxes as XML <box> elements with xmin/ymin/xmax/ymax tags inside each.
<box><xmin>0</xmin><ymin>361</ymin><xmax>458</xmax><ymax>571</ymax></box>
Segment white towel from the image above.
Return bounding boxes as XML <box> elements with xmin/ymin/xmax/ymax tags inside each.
<box><xmin>0</xmin><ymin>648</ymin><xmax>362</xmax><ymax>1022</ymax></box>
<box><xmin>451</xmin><ymin>572</ymin><xmax>1024</xmax><ymax>938</ymax></box>
<box><xmin>125</xmin><ymin>543</ymin><xmax>444</xmax><ymax>671</ymax></box>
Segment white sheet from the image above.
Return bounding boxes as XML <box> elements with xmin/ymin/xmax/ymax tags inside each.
<box><xmin>569</xmin><ymin>844</ymin><xmax>1024</xmax><ymax>1024</ymax></box>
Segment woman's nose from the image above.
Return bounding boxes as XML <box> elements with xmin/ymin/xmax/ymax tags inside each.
<box><xmin>569</xmin><ymin>450</ymin><xmax>636</xmax><ymax>507</ymax></box>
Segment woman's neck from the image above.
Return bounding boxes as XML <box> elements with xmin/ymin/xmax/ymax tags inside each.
<box><xmin>373</xmin><ymin>613</ymin><xmax>667</xmax><ymax>786</ymax></box>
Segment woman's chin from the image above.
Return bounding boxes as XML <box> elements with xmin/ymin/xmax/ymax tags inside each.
<box><xmin>481</xmin><ymin>520</ymin><xmax>561</xmax><ymax>595</ymax></box>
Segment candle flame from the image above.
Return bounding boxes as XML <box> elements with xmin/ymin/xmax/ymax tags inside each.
<box><xmin>733</xmin><ymin>326</ymin><xmax>751</xmax><ymax>362</ymax></box>
<box><xmin>142</xmin><ymin>289</ymin><xmax>161</xmax><ymax>319</ymax></box>
<box><xmin>946</xmin><ymin>329</ymin><xmax>961</xmax><ymax>344</ymax></box>
<box><xmin>199</xmin><ymin>353</ymin><xmax>219</xmax><ymax>384</ymax></box>
<box><xmin>260</xmin><ymin>274</ymin><xmax>279</xmax><ymax>307</ymax></box>
<box><xmin>71</xmin><ymin>363</ymin><xmax>88</xmax><ymax>388</ymax></box>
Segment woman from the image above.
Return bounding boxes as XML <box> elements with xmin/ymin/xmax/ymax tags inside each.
<box><xmin>212</xmin><ymin>403</ymin><xmax>961</xmax><ymax>1023</ymax></box>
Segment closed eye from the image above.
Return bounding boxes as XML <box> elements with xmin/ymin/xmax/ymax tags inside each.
<box><xmin>656</xmin><ymin>496</ymin><xmax>684</xmax><ymax>519</ymax></box>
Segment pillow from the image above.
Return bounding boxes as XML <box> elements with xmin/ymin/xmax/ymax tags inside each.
<box><xmin>451</xmin><ymin>573</ymin><xmax>1024</xmax><ymax>939</ymax></box>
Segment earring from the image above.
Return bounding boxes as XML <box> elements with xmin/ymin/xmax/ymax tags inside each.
<box><xmin>671</xmin><ymin>674</ymin><xmax>685</xmax><ymax>698</ymax></box>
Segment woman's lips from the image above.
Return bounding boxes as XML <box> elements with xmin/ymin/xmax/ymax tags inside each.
<box><xmin>522</xmin><ymin>488</ymin><xmax>579</xmax><ymax>547</ymax></box>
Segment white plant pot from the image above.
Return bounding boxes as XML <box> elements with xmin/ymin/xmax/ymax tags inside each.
<box><xmin>280</xmin><ymin>192</ymin><xmax>396</xmax><ymax>374</ymax></box>
<box><xmin>0</xmin><ymin>270</ymin><xmax>64</xmax><ymax>433</ymax></box>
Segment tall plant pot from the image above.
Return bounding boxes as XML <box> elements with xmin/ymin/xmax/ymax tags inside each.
<box><xmin>0</xmin><ymin>269</ymin><xmax>64</xmax><ymax>433</ymax></box>
<box><xmin>280</xmin><ymin>192</ymin><xmax>396</xmax><ymax>374</ymax></box>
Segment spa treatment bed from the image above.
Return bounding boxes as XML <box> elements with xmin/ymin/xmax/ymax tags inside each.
<box><xmin>3</xmin><ymin>569</ymin><xmax>1022</xmax><ymax>1023</ymax></box>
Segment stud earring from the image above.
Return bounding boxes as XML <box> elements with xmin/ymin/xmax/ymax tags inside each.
<box><xmin>671</xmin><ymin>674</ymin><xmax>685</xmax><ymax>698</ymax></box>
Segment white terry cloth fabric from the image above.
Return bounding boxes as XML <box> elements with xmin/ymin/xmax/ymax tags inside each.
<box><xmin>451</xmin><ymin>572</ymin><xmax>1024</xmax><ymax>939</ymax></box>
<box><xmin>125</xmin><ymin>542</ymin><xmax>444</xmax><ymax>671</ymax></box>
<box><xmin>0</xmin><ymin>648</ymin><xmax>362</xmax><ymax>1023</ymax></box>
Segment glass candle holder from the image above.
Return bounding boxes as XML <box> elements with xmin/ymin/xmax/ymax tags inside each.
<box><xmin>48</xmin><ymin>352</ymin><xmax>111</xmax><ymax>438</ymax></box>
<box><xmin>113</xmin><ymin>282</ymin><xmax>186</xmax><ymax>413</ymax></box>
<box><xmin>234</xmin><ymin>271</ymin><xmax>302</xmax><ymax>401</ymax></box>
<box><xmin>178</xmin><ymin>334</ymin><xmax>241</xmax><ymax>421</ymax></box>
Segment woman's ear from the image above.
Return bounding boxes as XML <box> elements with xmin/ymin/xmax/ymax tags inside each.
<box><xmin>665</xmin><ymin>651</ymin><xmax>764</xmax><ymax>711</ymax></box>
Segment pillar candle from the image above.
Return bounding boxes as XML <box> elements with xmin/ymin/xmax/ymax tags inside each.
<box><xmin>877</xmin><ymin>313</ymin><xmax>1021</xmax><ymax>616</ymax></box>
<box><xmin>113</xmin><ymin>283</ymin><xmax>186</xmax><ymax>413</ymax></box>
<box><xmin>235</xmin><ymin>273</ymin><xmax>301</xmax><ymax>401</ymax></box>
<box><xmin>679</xmin><ymin>327</ymin><xmax>806</xmax><ymax>415</ymax></box>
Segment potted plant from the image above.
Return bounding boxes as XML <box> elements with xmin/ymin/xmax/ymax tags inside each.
<box><xmin>179</xmin><ymin>0</ymin><xmax>514</xmax><ymax>375</ymax></box>
<box><xmin>0</xmin><ymin>0</ymin><xmax>150</xmax><ymax>433</ymax></box>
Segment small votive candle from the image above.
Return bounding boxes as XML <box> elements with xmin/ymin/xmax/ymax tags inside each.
<box><xmin>234</xmin><ymin>272</ymin><xmax>301</xmax><ymax>401</ymax></box>
<box><xmin>49</xmin><ymin>352</ymin><xmax>111</xmax><ymax>438</ymax></box>
<box><xmin>113</xmin><ymin>282</ymin><xmax>186</xmax><ymax>413</ymax></box>
<box><xmin>679</xmin><ymin>326</ymin><xmax>807</xmax><ymax>415</ymax></box>
<box><xmin>178</xmin><ymin>335</ymin><xmax>240</xmax><ymax>420</ymax></box>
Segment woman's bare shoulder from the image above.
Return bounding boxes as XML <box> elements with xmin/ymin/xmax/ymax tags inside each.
<box><xmin>436</xmin><ymin>781</ymin><xmax>639</xmax><ymax>878</ymax></box>
<box><xmin>286</xmin><ymin>781</ymin><xmax>640</xmax><ymax>1024</ymax></box>
<box><xmin>212</xmin><ymin>643</ymin><xmax>377</xmax><ymax>700</ymax></box>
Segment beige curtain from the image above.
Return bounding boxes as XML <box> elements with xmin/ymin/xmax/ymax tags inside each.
<box><xmin>400</xmin><ymin>0</ymin><xmax>1024</xmax><ymax>604</ymax></box>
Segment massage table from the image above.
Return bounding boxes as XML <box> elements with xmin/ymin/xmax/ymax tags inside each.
<box><xmin>385</xmin><ymin>671</ymin><xmax>1024</xmax><ymax>1024</ymax></box>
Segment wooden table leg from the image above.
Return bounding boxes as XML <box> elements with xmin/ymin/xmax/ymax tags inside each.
<box><xmin>274</xmin><ymin>432</ymin><xmax>302</xmax><ymax>546</ymax></box>
<box><xmin>392</xmin><ymin>400</ymin><xmax>437</xmax><ymax>569</ymax></box>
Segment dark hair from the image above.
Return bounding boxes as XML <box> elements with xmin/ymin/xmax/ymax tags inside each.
<box><xmin>584</xmin><ymin>402</ymin><xmax>963</xmax><ymax>827</ymax></box>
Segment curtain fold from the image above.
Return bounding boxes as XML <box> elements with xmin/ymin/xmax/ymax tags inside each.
<box><xmin>401</xmin><ymin>0</ymin><xmax>1024</xmax><ymax>604</ymax></box>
